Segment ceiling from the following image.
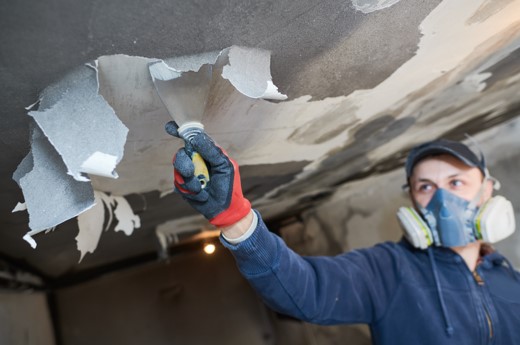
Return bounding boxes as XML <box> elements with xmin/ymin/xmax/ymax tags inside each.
<box><xmin>1</xmin><ymin>0</ymin><xmax>520</xmax><ymax>285</ymax></box>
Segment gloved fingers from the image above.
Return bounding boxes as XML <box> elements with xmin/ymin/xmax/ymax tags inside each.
<box><xmin>174</xmin><ymin>173</ymin><xmax>202</xmax><ymax>194</ymax></box>
<box><xmin>190</xmin><ymin>132</ymin><xmax>230</xmax><ymax>169</ymax></box>
<box><xmin>165</xmin><ymin>121</ymin><xmax>181</xmax><ymax>138</ymax></box>
<box><xmin>173</xmin><ymin>149</ymin><xmax>195</xmax><ymax>178</ymax></box>
<box><xmin>179</xmin><ymin>188</ymin><xmax>209</xmax><ymax>202</ymax></box>
<box><xmin>202</xmin><ymin>159</ymin><xmax>240</xmax><ymax>201</ymax></box>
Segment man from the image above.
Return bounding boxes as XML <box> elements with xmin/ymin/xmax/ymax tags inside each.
<box><xmin>168</xmin><ymin>122</ymin><xmax>519</xmax><ymax>344</ymax></box>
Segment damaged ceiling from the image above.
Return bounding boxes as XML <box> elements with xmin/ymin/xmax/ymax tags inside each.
<box><xmin>1</xmin><ymin>0</ymin><xmax>520</xmax><ymax>282</ymax></box>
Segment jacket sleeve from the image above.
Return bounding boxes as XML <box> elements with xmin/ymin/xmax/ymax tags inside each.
<box><xmin>220</xmin><ymin>210</ymin><xmax>403</xmax><ymax>325</ymax></box>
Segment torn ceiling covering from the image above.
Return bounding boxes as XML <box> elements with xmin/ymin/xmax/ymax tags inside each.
<box><xmin>13</xmin><ymin>46</ymin><xmax>287</xmax><ymax>255</ymax></box>
<box><xmin>1</xmin><ymin>0</ymin><xmax>520</xmax><ymax>279</ymax></box>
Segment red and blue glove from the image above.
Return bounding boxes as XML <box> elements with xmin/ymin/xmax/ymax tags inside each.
<box><xmin>166</xmin><ymin>121</ymin><xmax>251</xmax><ymax>227</ymax></box>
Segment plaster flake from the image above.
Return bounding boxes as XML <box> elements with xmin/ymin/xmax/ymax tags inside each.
<box><xmin>18</xmin><ymin>127</ymin><xmax>95</xmax><ymax>237</ymax></box>
<box><xmin>76</xmin><ymin>192</ymin><xmax>108</xmax><ymax>262</ymax></box>
<box><xmin>112</xmin><ymin>196</ymin><xmax>141</xmax><ymax>235</ymax></box>
<box><xmin>76</xmin><ymin>191</ymin><xmax>140</xmax><ymax>261</ymax></box>
<box><xmin>221</xmin><ymin>46</ymin><xmax>287</xmax><ymax>100</ymax></box>
<box><xmin>11</xmin><ymin>202</ymin><xmax>27</xmax><ymax>213</ymax></box>
<box><xmin>29</xmin><ymin>65</ymin><xmax>128</xmax><ymax>182</ymax></box>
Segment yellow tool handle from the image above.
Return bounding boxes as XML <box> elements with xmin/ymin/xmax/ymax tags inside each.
<box><xmin>191</xmin><ymin>151</ymin><xmax>210</xmax><ymax>189</ymax></box>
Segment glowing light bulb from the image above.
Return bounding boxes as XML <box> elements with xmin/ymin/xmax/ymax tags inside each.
<box><xmin>203</xmin><ymin>243</ymin><xmax>216</xmax><ymax>255</ymax></box>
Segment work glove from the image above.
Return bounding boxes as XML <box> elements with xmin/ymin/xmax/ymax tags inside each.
<box><xmin>166</xmin><ymin>121</ymin><xmax>251</xmax><ymax>228</ymax></box>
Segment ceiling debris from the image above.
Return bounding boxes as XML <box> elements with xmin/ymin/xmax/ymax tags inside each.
<box><xmin>13</xmin><ymin>126</ymin><xmax>95</xmax><ymax>248</ymax></box>
<box><xmin>12</xmin><ymin>63</ymin><xmax>129</xmax><ymax>249</ymax></box>
<box><xmin>91</xmin><ymin>46</ymin><xmax>291</xmax><ymax>196</ymax></box>
<box><xmin>221</xmin><ymin>46</ymin><xmax>287</xmax><ymax>100</ymax></box>
<box><xmin>11</xmin><ymin>202</ymin><xmax>27</xmax><ymax>213</ymax></box>
<box><xmin>11</xmin><ymin>45</ymin><xmax>288</xmax><ymax>255</ymax></box>
<box><xmin>76</xmin><ymin>191</ymin><xmax>140</xmax><ymax>262</ymax></box>
<box><xmin>28</xmin><ymin>64</ymin><xmax>128</xmax><ymax>182</ymax></box>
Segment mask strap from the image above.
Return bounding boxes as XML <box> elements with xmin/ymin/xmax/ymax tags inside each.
<box><xmin>466</xmin><ymin>176</ymin><xmax>489</xmax><ymax>221</ymax></box>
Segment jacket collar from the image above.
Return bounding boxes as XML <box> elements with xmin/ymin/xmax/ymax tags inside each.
<box><xmin>399</xmin><ymin>237</ymin><xmax>505</xmax><ymax>267</ymax></box>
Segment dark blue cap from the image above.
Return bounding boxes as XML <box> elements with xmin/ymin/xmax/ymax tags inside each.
<box><xmin>405</xmin><ymin>139</ymin><xmax>486</xmax><ymax>178</ymax></box>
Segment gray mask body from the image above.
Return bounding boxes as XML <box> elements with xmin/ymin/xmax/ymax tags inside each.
<box><xmin>420</xmin><ymin>189</ymin><xmax>478</xmax><ymax>247</ymax></box>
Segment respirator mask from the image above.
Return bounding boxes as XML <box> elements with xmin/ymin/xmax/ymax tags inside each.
<box><xmin>397</xmin><ymin>183</ymin><xmax>516</xmax><ymax>249</ymax></box>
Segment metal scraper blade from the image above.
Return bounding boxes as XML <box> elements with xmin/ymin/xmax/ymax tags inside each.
<box><xmin>149</xmin><ymin>61</ymin><xmax>213</xmax><ymax>126</ymax></box>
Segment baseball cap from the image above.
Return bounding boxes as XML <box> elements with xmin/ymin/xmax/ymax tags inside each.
<box><xmin>405</xmin><ymin>139</ymin><xmax>487</xmax><ymax>179</ymax></box>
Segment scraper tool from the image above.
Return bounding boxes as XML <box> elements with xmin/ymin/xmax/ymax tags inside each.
<box><xmin>149</xmin><ymin>61</ymin><xmax>212</xmax><ymax>189</ymax></box>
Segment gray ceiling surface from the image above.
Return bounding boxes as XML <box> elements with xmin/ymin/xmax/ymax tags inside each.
<box><xmin>1</xmin><ymin>0</ymin><xmax>520</xmax><ymax>280</ymax></box>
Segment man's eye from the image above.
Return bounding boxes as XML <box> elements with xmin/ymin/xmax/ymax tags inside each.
<box><xmin>418</xmin><ymin>184</ymin><xmax>433</xmax><ymax>192</ymax></box>
<box><xmin>450</xmin><ymin>179</ymin><xmax>463</xmax><ymax>187</ymax></box>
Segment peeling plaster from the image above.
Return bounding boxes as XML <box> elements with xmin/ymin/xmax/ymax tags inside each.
<box><xmin>12</xmin><ymin>0</ymin><xmax>520</xmax><ymax>255</ymax></box>
<box><xmin>91</xmin><ymin>46</ymin><xmax>294</xmax><ymax>196</ymax></box>
<box><xmin>86</xmin><ymin>0</ymin><xmax>520</xmax><ymax>201</ymax></box>
<box><xmin>221</xmin><ymin>46</ymin><xmax>287</xmax><ymax>100</ymax></box>
<box><xmin>13</xmin><ymin>127</ymin><xmax>95</xmax><ymax>247</ymax></box>
<box><xmin>28</xmin><ymin>65</ymin><xmax>128</xmax><ymax>182</ymax></box>
<box><xmin>76</xmin><ymin>191</ymin><xmax>140</xmax><ymax>261</ymax></box>
<box><xmin>11</xmin><ymin>202</ymin><xmax>27</xmax><ymax>213</ymax></box>
<box><xmin>13</xmin><ymin>63</ymin><xmax>129</xmax><ymax>248</ymax></box>
<box><xmin>13</xmin><ymin>46</ymin><xmax>292</xmax><ymax>254</ymax></box>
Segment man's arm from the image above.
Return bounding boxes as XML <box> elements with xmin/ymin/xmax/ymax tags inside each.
<box><xmin>221</xmin><ymin>209</ymin><xmax>255</xmax><ymax>241</ymax></box>
<box><xmin>168</xmin><ymin>125</ymin><xmax>401</xmax><ymax>325</ymax></box>
<box><xmin>219</xmin><ymin>210</ymin><xmax>402</xmax><ymax>325</ymax></box>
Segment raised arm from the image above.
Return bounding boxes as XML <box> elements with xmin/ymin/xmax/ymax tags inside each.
<box><xmin>167</xmin><ymin>123</ymin><xmax>401</xmax><ymax>324</ymax></box>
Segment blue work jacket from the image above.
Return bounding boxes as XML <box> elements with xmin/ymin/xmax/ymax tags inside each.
<box><xmin>221</xmin><ymin>211</ymin><xmax>520</xmax><ymax>345</ymax></box>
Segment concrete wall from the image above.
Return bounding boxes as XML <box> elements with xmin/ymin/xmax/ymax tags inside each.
<box><xmin>55</xmin><ymin>246</ymin><xmax>282</xmax><ymax>345</ymax></box>
<box><xmin>0</xmin><ymin>291</ymin><xmax>55</xmax><ymax>345</ymax></box>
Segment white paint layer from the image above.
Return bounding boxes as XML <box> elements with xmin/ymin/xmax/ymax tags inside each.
<box><xmin>222</xmin><ymin>46</ymin><xmax>287</xmax><ymax>100</ymax></box>
<box><xmin>76</xmin><ymin>192</ymin><xmax>110</xmax><ymax>261</ymax></box>
<box><xmin>11</xmin><ymin>202</ymin><xmax>27</xmax><ymax>212</ymax></box>
<box><xmin>113</xmin><ymin>195</ymin><xmax>141</xmax><ymax>235</ymax></box>
<box><xmin>80</xmin><ymin>151</ymin><xmax>119</xmax><ymax>179</ymax></box>
<box><xmin>76</xmin><ymin>191</ymin><xmax>140</xmax><ymax>261</ymax></box>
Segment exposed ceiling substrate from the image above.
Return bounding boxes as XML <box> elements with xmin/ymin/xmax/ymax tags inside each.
<box><xmin>1</xmin><ymin>0</ymin><xmax>520</xmax><ymax>285</ymax></box>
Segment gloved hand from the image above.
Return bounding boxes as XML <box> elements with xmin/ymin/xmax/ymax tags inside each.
<box><xmin>166</xmin><ymin>121</ymin><xmax>251</xmax><ymax>228</ymax></box>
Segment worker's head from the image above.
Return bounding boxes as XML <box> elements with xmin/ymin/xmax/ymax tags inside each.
<box><xmin>397</xmin><ymin>139</ymin><xmax>515</xmax><ymax>248</ymax></box>
<box><xmin>405</xmin><ymin>139</ymin><xmax>492</xmax><ymax>208</ymax></box>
